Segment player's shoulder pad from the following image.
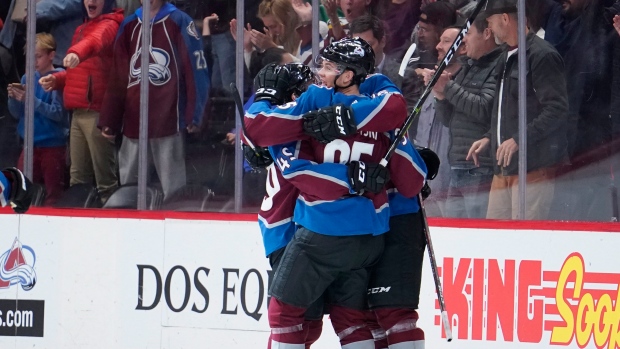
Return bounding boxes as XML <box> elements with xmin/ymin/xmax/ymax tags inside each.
<box><xmin>247</xmin><ymin>100</ymin><xmax>275</xmax><ymax>114</ymax></box>
<box><xmin>360</xmin><ymin>73</ymin><xmax>402</xmax><ymax>95</ymax></box>
<box><xmin>285</xmin><ymin>84</ymin><xmax>333</xmax><ymax>110</ymax></box>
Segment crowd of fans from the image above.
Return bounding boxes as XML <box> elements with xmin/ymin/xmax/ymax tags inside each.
<box><xmin>1</xmin><ymin>0</ymin><xmax>620</xmax><ymax>222</ymax></box>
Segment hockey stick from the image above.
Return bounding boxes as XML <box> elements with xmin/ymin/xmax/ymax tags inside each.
<box><xmin>418</xmin><ymin>192</ymin><xmax>452</xmax><ymax>341</ymax></box>
<box><xmin>380</xmin><ymin>0</ymin><xmax>488</xmax><ymax>167</ymax></box>
<box><xmin>230</xmin><ymin>83</ymin><xmax>260</xmax><ymax>151</ymax></box>
<box><xmin>398</xmin><ymin>42</ymin><xmax>417</xmax><ymax>78</ymax></box>
<box><xmin>381</xmin><ymin>0</ymin><xmax>488</xmax><ymax>341</ymax></box>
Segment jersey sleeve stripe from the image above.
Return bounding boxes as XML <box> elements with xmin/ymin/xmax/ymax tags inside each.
<box><xmin>281</xmin><ymin>170</ymin><xmax>350</xmax><ymax>189</ymax></box>
<box><xmin>356</xmin><ymin>93</ymin><xmax>392</xmax><ymax>129</ymax></box>
<box><xmin>298</xmin><ymin>196</ymin><xmax>332</xmax><ymax>206</ymax></box>
<box><xmin>394</xmin><ymin>148</ymin><xmax>427</xmax><ymax>179</ymax></box>
<box><xmin>376</xmin><ymin>202</ymin><xmax>390</xmax><ymax>213</ymax></box>
<box><xmin>258</xmin><ymin>215</ymin><xmax>293</xmax><ymax>229</ymax></box>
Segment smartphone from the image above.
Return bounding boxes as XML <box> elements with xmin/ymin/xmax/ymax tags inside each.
<box><xmin>10</xmin><ymin>83</ymin><xmax>25</xmax><ymax>90</ymax></box>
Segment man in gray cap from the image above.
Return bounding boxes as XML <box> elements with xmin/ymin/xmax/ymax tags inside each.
<box><xmin>466</xmin><ymin>0</ymin><xmax>569</xmax><ymax>220</ymax></box>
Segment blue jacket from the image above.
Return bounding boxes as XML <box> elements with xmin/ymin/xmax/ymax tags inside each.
<box><xmin>8</xmin><ymin>69</ymin><xmax>70</xmax><ymax>148</ymax></box>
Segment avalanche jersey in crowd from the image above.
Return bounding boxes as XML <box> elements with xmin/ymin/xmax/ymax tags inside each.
<box><xmin>258</xmin><ymin>87</ymin><xmax>425</xmax><ymax>236</ymax></box>
<box><xmin>0</xmin><ymin>173</ymin><xmax>9</xmax><ymax>208</ymax></box>
<box><xmin>244</xmin><ymin>74</ymin><xmax>408</xmax><ymax>147</ymax></box>
<box><xmin>100</xmin><ymin>3</ymin><xmax>209</xmax><ymax>139</ymax></box>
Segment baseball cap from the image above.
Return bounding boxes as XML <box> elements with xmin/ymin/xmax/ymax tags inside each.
<box><xmin>419</xmin><ymin>2</ymin><xmax>458</xmax><ymax>30</ymax></box>
<box><xmin>481</xmin><ymin>0</ymin><xmax>518</xmax><ymax>17</ymax></box>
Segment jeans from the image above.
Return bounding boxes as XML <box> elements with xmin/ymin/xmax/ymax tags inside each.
<box><xmin>210</xmin><ymin>32</ymin><xmax>236</xmax><ymax>91</ymax></box>
<box><xmin>445</xmin><ymin>167</ymin><xmax>493</xmax><ymax>218</ymax></box>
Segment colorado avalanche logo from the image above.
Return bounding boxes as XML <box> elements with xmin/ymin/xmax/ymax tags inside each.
<box><xmin>128</xmin><ymin>47</ymin><xmax>172</xmax><ymax>87</ymax></box>
<box><xmin>0</xmin><ymin>238</ymin><xmax>36</xmax><ymax>291</ymax></box>
<box><xmin>187</xmin><ymin>21</ymin><xmax>200</xmax><ymax>40</ymax></box>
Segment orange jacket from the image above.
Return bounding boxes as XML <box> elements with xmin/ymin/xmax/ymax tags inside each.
<box><xmin>54</xmin><ymin>9</ymin><xmax>124</xmax><ymax>111</ymax></box>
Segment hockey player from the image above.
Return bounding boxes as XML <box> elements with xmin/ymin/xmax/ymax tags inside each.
<box><xmin>0</xmin><ymin>168</ymin><xmax>34</xmax><ymax>213</ymax></box>
<box><xmin>248</xmin><ymin>38</ymin><xmax>427</xmax><ymax>349</ymax></box>
<box><xmin>246</xmin><ymin>62</ymin><xmax>329</xmax><ymax>348</ymax></box>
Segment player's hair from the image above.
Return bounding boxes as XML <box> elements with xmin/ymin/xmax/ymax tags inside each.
<box><xmin>258</xmin><ymin>0</ymin><xmax>301</xmax><ymax>56</ymax></box>
<box><xmin>35</xmin><ymin>33</ymin><xmax>57</xmax><ymax>53</ymax></box>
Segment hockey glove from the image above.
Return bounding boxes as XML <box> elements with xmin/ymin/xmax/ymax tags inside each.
<box><xmin>302</xmin><ymin>104</ymin><xmax>356</xmax><ymax>143</ymax></box>
<box><xmin>421</xmin><ymin>182</ymin><xmax>431</xmax><ymax>200</ymax></box>
<box><xmin>254</xmin><ymin>63</ymin><xmax>291</xmax><ymax>105</ymax></box>
<box><xmin>416</xmin><ymin>147</ymin><xmax>440</xmax><ymax>180</ymax></box>
<box><xmin>1</xmin><ymin>167</ymin><xmax>33</xmax><ymax>213</ymax></box>
<box><xmin>243</xmin><ymin>144</ymin><xmax>274</xmax><ymax>169</ymax></box>
<box><xmin>348</xmin><ymin>161</ymin><xmax>390</xmax><ymax>194</ymax></box>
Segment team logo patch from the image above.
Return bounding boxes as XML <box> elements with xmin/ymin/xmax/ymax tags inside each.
<box><xmin>187</xmin><ymin>21</ymin><xmax>200</xmax><ymax>40</ymax></box>
<box><xmin>129</xmin><ymin>47</ymin><xmax>172</xmax><ymax>87</ymax></box>
<box><xmin>0</xmin><ymin>238</ymin><xmax>36</xmax><ymax>291</ymax></box>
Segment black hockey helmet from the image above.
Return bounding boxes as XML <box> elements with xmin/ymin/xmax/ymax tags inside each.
<box><xmin>318</xmin><ymin>37</ymin><xmax>375</xmax><ymax>84</ymax></box>
<box><xmin>283</xmin><ymin>63</ymin><xmax>316</xmax><ymax>100</ymax></box>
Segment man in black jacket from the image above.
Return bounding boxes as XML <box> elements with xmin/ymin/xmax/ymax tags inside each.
<box><xmin>433</xmin><ymin>16</ymin><xmax>502</xmax><ymax>218</ymax></box>
<box><xmin>467</xmin><ymin>0</ymin><xmax>569</xmax><ymax>220</ymax></box>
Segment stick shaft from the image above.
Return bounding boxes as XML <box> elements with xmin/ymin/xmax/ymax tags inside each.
<box><xmin>419</xmin><ymin>193</ymin><xmax>453</xmax><ymax>341</ymax></box>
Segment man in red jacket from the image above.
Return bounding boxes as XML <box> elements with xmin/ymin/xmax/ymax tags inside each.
<box><xmin>39</xmin><ymin>0</ymin><xmax>124</xmax><ymax>203</ymax></box>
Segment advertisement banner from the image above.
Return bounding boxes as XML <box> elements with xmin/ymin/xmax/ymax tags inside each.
<box><xmin>0</xmin><ymin>212</ymin><xmax>617</xmax><ymax>349</ymax></box>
